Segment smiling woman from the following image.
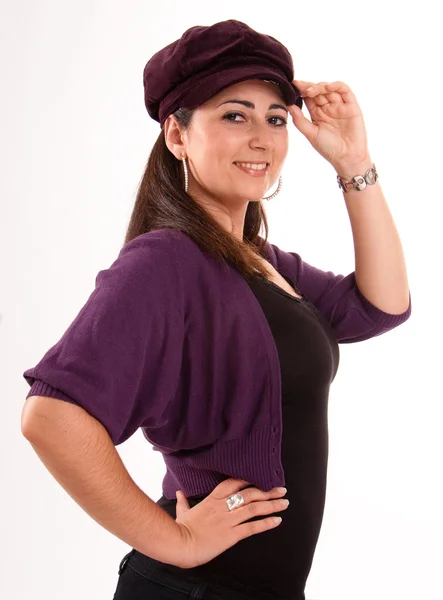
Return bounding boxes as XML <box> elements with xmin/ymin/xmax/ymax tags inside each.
<box><xmin>21</xmin><ymin>16</ymin><xmax>412</xmax><ymax>600</ymax></box>
<box><xmin>123</xmin><ymin>70</ymin><xmax>300</xmax><ymax>285</ymax></box>
<box><xmin>121</xmin><ymin>18</ymin><xmax>305</xmax><ymax>286</ymax></box>
<box><xmin>162</xmin><ymin>78</ymin><xmax>290</xmax><ymax>234</ymax></box>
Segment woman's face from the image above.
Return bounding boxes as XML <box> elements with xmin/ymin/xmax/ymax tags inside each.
<box><xmin>167</xmin><ymin>79</ymin><xmax>290</xmax><ymax>206</ymax></box>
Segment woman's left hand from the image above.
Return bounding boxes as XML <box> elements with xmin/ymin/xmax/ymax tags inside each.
<box><xmin>289</xmin><ymin>80</ymin><xmax>371</xmax><ymax>168</ymax></box>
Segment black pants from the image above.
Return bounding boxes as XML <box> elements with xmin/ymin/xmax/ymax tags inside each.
<box><xmin>113</xmin><ymin>549</ymin><xmax>280</xmax><ymax>600</ymax></box>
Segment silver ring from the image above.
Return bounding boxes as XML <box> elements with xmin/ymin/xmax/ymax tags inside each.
<box><xmin>226</xmin><ymin>492</ymin><xmax>245</xmax><ymax>511</ymax></box>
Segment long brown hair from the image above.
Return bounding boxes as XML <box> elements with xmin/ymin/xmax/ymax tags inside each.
<box><xmin>124</xmin><ymin>107</ymin><xmax>274</xmax><ymax>281</ymax></box>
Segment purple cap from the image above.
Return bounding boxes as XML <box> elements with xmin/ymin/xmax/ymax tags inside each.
<box><xmin>143</xmin><ymin>19</ymin><xmax>304</xmax><ymax>127</ymax></box>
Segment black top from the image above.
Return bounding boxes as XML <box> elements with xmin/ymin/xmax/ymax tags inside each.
<box><xmin>152</xmin><ymin>272</ymin><xmax>340</xmax><ymax>599</ymax></box>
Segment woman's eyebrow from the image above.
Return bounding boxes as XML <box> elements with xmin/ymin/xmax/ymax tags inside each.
<box><xmin>216</xmin><ymin>99</ymin><xmax>288</xmax><ymax>113</ymax></box>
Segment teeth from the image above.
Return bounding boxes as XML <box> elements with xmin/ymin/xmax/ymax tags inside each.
<box><xmin>236</xmin><ymin>162</ymin><xmax>267</xmax><ymax>171</ymax></box>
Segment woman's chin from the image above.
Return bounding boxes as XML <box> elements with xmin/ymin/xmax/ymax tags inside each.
<box><xmin>234</xmin><ymin>184</ymin><xmax>270</xmax><ymax>202</ymax></box>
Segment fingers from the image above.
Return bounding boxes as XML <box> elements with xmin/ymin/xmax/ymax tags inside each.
<box><xmin>293</xmin><ymin>79</ymin><xmax>352</xmax><ymax>104</ymax></box>
<box><xmin>230</xmin><ymin>495</ymin><xmax>290</xmax><ymax>527</ymax></box>
<box><xmin>221</xmin><ymin>484</ymin><xmax>287</xmax><ymax>518</ymax></box>
<box><xmin>296</xmin><ymin>80</ymin><xmax>327</xmax><ymax>96</ymax></box>
<box><xmin>293</xmin><ymin>79</ymin><xmax>316</xmax><ymax>90</ymax></box>
<box><xmin>237</xmin><ymin>485</ymin><xmax>287</xmax><ymax>506</ymax></box>
<box><xmin>212</xmin><ymin>478</ymin><xmax>286</xmax><ymax>503</ymax></box>
<box><xmin>293</xmin><ymin>80</ymin><xmax>329</xmax><ymax>109</ymax></box>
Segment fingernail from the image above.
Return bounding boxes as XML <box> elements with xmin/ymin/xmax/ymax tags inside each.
<box><xmin>305</xmin><ymin>86</ymin><xmax>314</xmax><ymax>93</ymax></box>
<box><xmin>276</xmin><ymin>487</ymin><xmax>287</xmax><ymax>493</ymax></box>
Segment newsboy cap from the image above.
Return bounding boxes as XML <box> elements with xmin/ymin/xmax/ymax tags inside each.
<box><xmin>143</xmin><ymin>19</ymin><xmax>304</xmax><ymax>128</ymax></box>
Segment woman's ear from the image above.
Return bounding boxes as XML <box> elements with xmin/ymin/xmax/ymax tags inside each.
<box><xmin>163</xmin><ymin>115</ymin><xmax>186</xmax><ymax>160</ymax></box>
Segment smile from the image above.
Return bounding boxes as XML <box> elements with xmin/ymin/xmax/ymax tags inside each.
<box><xmin>234</xmin><ymin>162</ymin><xmax>269</xmax><ymax>177</ymax></box>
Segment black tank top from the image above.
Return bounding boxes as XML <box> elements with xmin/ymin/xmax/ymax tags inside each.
<box><xmin>154</xmin><ymin>272</ymin><xmax>340</xmax><ymax>600</ymax></box>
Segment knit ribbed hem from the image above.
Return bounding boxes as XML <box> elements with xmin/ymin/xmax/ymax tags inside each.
<box><xmin>25</xmin><ymin>379</ymin><xmax>79</xmax><ymax>405</ymax></box>
<box><xmin>355</xmin><ymin>285</ymin><xmax>412</xmax><ymax>328</ymax></box>
<box><xmin>162</xmin><ymin>426</ymin><xmax>284</xmax><ymax>499</ymax></box>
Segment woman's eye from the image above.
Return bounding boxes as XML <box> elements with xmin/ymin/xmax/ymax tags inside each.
<box><xmin>270</xmin><ymin>117</ymin><xmax>288</xmax><ymax>127</ymax></box>
<box><xmin>222</xmin><ymin>112</ymin><xmax>287</xmax><ymax>126</ymax></box>
<box><xmin>269</xmin><ymin>116</ymin><xmax>287</xmax><ymax>127</ymax></box>
<box><xmin>223</xmin><ymin>112</ymin><xmax>245</xmax><ymax>123</ymax></box>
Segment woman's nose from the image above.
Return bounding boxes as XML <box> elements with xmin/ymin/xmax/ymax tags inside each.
<box><xmin>249</xmin><ymin>123</ymin><xmax>275</xmax><ymax>150</ymax></box>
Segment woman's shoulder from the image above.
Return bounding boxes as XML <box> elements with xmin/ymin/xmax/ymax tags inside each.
<box><xmin>114</xmin><ymin>228</ymin><xmax>199</xmax><ymax>277</ymax></box>
<box><xmin>122</xmin><ymin>228</ymin><xmax>200</xmax><ymax>261</ymax></box>
<box><xmin>122</xmin><ymin>227</ymin><xmax>188</xmax><ymax>252</ymax></box>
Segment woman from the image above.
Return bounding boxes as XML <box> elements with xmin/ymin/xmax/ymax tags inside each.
<box><xmin>21</xmin><ymin>19</ymin><xmax>411</xmax><ymax>600</ymax></box>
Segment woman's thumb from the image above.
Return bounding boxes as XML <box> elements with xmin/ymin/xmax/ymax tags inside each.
<box><xmin>289</xmin><ymin>104</ymin><xmax>316</xmax><ymax>143</ymax></box>
<box><xmin>175</xmin><ymin>490</ymin><xmax>190</xmax><ymax>519</ymax></box>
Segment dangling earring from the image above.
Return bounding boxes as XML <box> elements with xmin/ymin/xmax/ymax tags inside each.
<box><xmin>262</xmin><ymin>175</ymin><xmax>283</xmax><ymax>201</ymax></box>
<box><xmin>181</xmin><ymin>155</ymin><xmax>189</xmax><ymax>192</ymax></box>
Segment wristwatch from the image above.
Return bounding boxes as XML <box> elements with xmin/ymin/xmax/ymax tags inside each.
<box><xmin>337</xmin><ymin>164</ymin><xmax>378</xmax><ymax>193</ymax></box>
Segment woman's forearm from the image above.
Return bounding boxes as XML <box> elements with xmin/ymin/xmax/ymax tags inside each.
<box><xmin>21</xmin><ymin>396</ymin><xmax>185</xmax><ymax>567</ymax></box>
<box><xmin>333</xmin><ymin>157</ymin><xmax>410</xmax><ymax>314</ymax></box>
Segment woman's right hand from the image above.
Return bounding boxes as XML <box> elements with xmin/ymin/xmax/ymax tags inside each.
<box><xmin>173</xmin><ymin>477</ymin><xmax>289</xmax><ymax>569</ymax></box>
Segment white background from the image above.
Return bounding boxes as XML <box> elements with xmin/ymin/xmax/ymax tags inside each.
<box><xmin>2</xmin><ymin>1</ymin><xmax>442</xmax><ymax>599</ymax></box>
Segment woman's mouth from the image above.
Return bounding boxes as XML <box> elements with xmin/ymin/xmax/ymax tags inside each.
<box><xmin>234</xmin><ymin>162</ymin><xmax>269</xmax><ymax>177</ymax></box>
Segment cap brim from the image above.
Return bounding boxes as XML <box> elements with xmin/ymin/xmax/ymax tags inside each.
<box><xmin>176</xmin><ymin>64</ymin><xmax>304</xmax><ymax>112</ymax></box>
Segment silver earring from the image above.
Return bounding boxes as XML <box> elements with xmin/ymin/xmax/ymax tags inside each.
<box><xmin>262</xmin><ymin>175</ymin><xmax>282</xmax><ymax>201</ymax></box>
<box><xmin>181</xmin><ymin>155</ymin><xmax>189</xmax><ymax>192</ymax></box>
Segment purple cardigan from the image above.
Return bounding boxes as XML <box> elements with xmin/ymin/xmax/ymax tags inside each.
<box><xmin>23</xmin><ymin>228</ymin><xmax>412</xmax><ymax>499</ymax></box>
